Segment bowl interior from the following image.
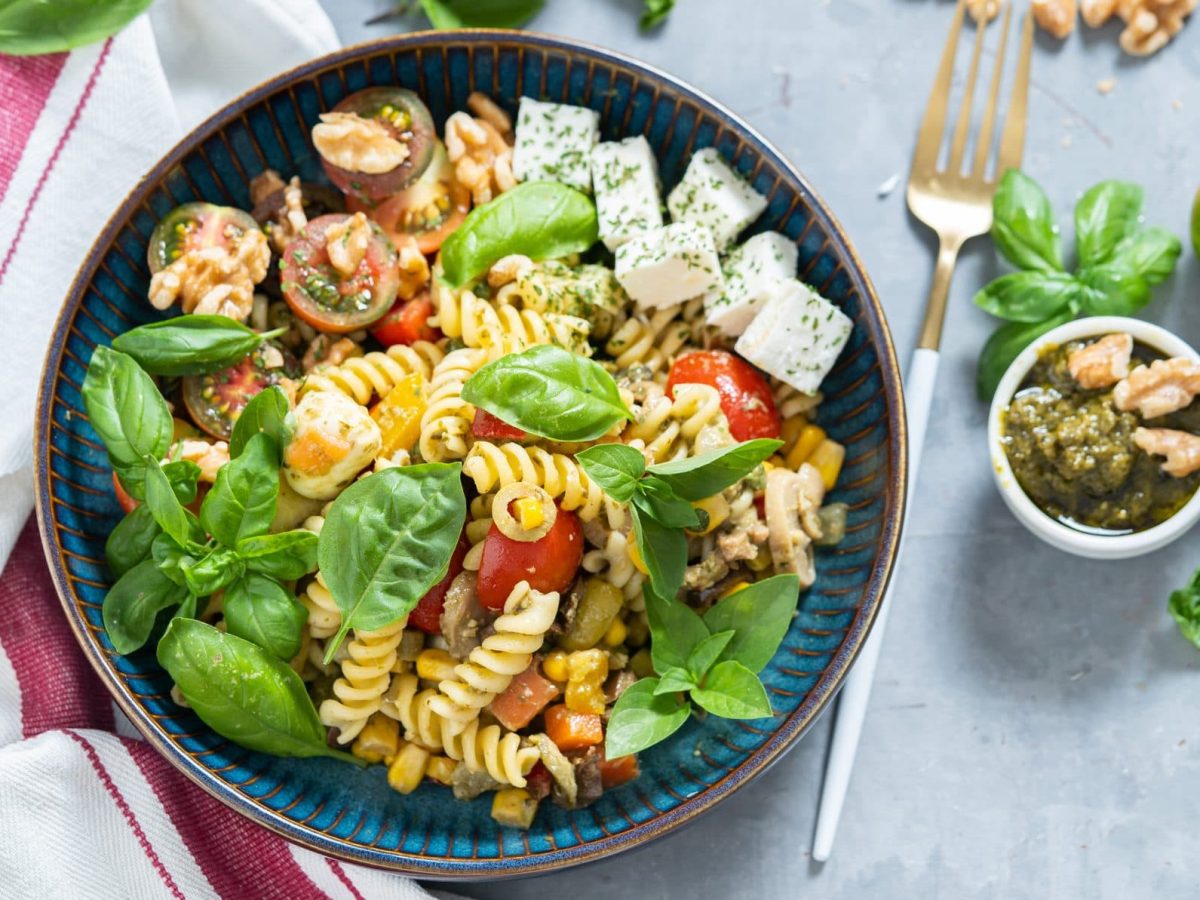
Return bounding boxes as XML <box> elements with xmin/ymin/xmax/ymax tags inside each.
<box><xmin>35</xmin><ymin>32</ymin><xmax>904</xmax><ymax>878</ymax></box>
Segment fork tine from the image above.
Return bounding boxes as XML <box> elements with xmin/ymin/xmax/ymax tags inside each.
<box><xmin>910</xmin><ymin>0</ymin><xmax>967</xmax><ymax>177</ymax></box>
<box><xmin>972</xmin><ymin>2</ymin><xmax>1013</xmax><ymax>179</ymax></box>
<box><xmin>946</xmin><ymin>2</ymin><xmax>992</xmax><ymax>174</ymax></box>
<box><xmin>996</xmin><ymin>9</ymin><xmax>1034</xmax><ymax>175</ymax></box>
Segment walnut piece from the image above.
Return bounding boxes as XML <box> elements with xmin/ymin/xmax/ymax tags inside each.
<box><xmin>1113</xmin><ymin>357</ymin><xmax>1200</xmax><ymax>418</ymax></box>
<box><xmin>148</xmin><ymin>228</ymin><xmax>270</xmax><ymax>321</ymax></box>
<box><xmin>445</xmin><ymin>106</ymin><xmax>516</xmax><ymax>206</ymax></box>
<box><xmin>325</xmin><ymin>212</ymin><xmax>372</xmax><ymax>277</ymax></box>
<box><xmin>1068</xmin><ymin>332</ymin><xmax>1132</xmax><ymax>389</ymax></box>
<box><xmin>394</xmin><ymin>234</ymin><xmax>431</xmax><ymax>301</ymax></box>
<box><xmin>1082</xmin><ymin>0</ymin><xmax>1195</xmax><ymax>55</ymax></box>
<box><xmin>312</xmin><ymin>112</ymin><xmax>409</xmax><ymax>175</ymax></box>
<box><xmin>249</xmin><ymin>169</ymin><xmax>286</xmax><ymax>207</ymax></box>
<box><xmin>966</xmin><ymin>0</ymin><xmax>1002</xmax><ymax>21</ymax></box>
<box><xmin>1033</xmin><ymin>0</ymin><xmax>1079</xmax><ymax>37</ymax></box>
<box><xmin>303</xmin><ymin>335</ymin><xmax>362</xmax><ymax>372</ymax></box>
<box><xmin>1134</xmin><ymin>427</ymin><xmax>1200</xmax><ymax>477</ymax></box>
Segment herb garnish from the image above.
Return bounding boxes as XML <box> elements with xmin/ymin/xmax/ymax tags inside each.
<box><xmin>112</xmin><ymin>315</ymin><xmax>287</xmax><ymax>377</ymax></box>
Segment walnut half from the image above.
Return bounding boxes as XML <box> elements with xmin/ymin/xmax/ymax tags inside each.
<box><xmin>1068</xmin><ymin>332</ymin><xmax>1132</xmax><ymax>389</ymax></box>
<box><xmin>1033</xmin><ymin>0</ymin><xmax>1079</xmax><ymax>37</ymax></box>
<box><xmin>1082</xmin><ymin>0</ymin><xmax>1196</xmax><ymax>55</ymax></box>
<box><xmin>1113</xmin><ymin>357</ymin><xmax>1200</xmax><ymax>419</ymax></box>
<box><xmin>1134</xmin><ymin>427</ymin><xmax>1200</xmax><ymax>477</ymax></box>
<box><xmin>312</xmin><ymin>112</ymin><xmax>408</xmax><ymax>175</ymax></box>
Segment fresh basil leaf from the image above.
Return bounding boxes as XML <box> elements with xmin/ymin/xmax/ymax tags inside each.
<box><xmin>157</xmin><ymin>618</ymin><xmax>361</xmax><ymax>765</ymax></box>
<box><xmin>692</xmin><ymin>660</ymin><xmax>773</xmax><ymax>719</ymax></box>
<box><xmin>152</xmin><ymin>531</ymin><xmax>199</xmax><ymax>588</ymax></box>
<box><xmin>632</xmin><ymin>478</ymin><xmax>700</xmax><ymax>529</ymax></box>
<box><xmin>319</xmin><ymin>464</ymin><xmax>466</xmax><ymax>660</ymax></box>
<box><xmin>102</xmin><ymin>558</ymin><xmax>187</xmax><ymax>654</ymax></box>
<box><xmin>143</xmin><ymin>459</ymin><xmax>200</xmax><ymax>549</ymax></box>
<box><xmin>647</xmin><ymin>438</ymin><xmax>782</xmax><ymax>502</ymax></box>
<box><xmin>200</xmin><ymin>433</ymin><xmax>279</xmax><ymax>547</ymax></box>
<box><xmin>975</xmin><ymin>308</ymin><xmax>1075</xmax><ymax>401</ymax></box>
<box><xmin>604</xmin><ymin>679</ymin><xmax>691</xmax><ymax>758</ymax></box>
<box><xmin>1108</xmin><ymin>226</ymin><xmax>1182</xmax><ymax>287</ymax></box>
<box><xmin>440</xmin><ymin>181</ymin><xmax>599</xmax><ymax>288</ymax></box>
<box><xmin>686</xmin><ymin>630</ymin><xmax>736</xmax><ymax>681</ymax></box>
<box><xmin>1076</xmin><ymin>264</ymin><xmax>1151</xmax><ymax>316</ymax></box>
<box><xmin>419</xmin><ymin>0</ymin><xmax>543</xmax><ymax>28</ymax></box>
<box><xmin>174</xmin><ymin>593</ymin><xmax>200</xmax><ymax>622</ymax></box>
<box><xmin>653</xmin><ymin>667</ymin><xmax>696</xmax><ymax>695</ymax></box>
<box><xmin>640</xmin><ymin>0</ymin><xmax>675</xmax><ymax>29</ymax></box>
<box><xmin>112</xmin><ymin>316</ymin><xmax>283</xmax><ymax>377</ymax></box>
<box><xmin>972</xmin><ymin>271</ymin><xmax>1078</xmax><ymax>323</ymax></box>
<box><xmin>632</xmin><ymin>507</ymin><xmax>688</xmax><ymax>603</ymax></box>
<box><xmin>463</xmin><ymin>344</ymin><xmax>632</xmax><ymax>442</ymax></box>
<box><xmin>115</xmin><ymin>458</ymin><xmax>200</xmax><ymax>504</ymax></box>
<box><xmin>82</xmin><ymin>347</ymin><xmax>172</xmax><ymax>472</ymax></box>
<box><xmin>223</xmin><ymin>572</ymin><xmax>307</xmax><ymax>661</ymax></box>
<box><xmin>236</xmin><ymin>530</ymin><xmax>319</xmax><ymax>580</ymax></box>
<box><xmin>183</xmin><ymin>547</ymin><xmax>245</xmax><ymax>598</ymax></box>
<box><xmin>105</xmin><ymin>505</ymin><xmax>160</xmax><ymax>578</ymax></box>
<box><xmin>1169</xmin><ymin>567</ymin><xmax>1200</xmax><ymax>650</ymax></box>
<box><xmin>1075</xmin><ymin>180</ymin><xmax>1143</xmax><ymax>267</ymax></box>
<box><xmin>0</xmin><ymin>0</ymin><xmax>153</xmax><ymax>55</ymax></box>
<box><xmin>991</xmin><ymin>169</ymin><xmax>1063</xmax><ymax>272</ymax></box>
<box><xmin>229</xmin><ymin>386</ymin><xmax>291</xmax><ymax>459</ymax></box>
<box><xmin>702</xmin><ymin>574</ymin><xmax>801</xmax><ymax>673</ymax></box>
<box><xmin>643</xmin><ymin>583</ymin><xmax>709</xmax><ymax>674</ymax></box>
<box><xmin>575</xmin><ymin>444</ymin><xmax>645</xmax><ymax>503</ymax></box>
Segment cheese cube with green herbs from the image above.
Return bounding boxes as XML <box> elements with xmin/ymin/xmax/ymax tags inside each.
<box><xmin>706</xmin><ymin>232</ymin><xmax>798</xmax><ymax>336</ymax></box>
<box><xmin>667</xmin><ymin>148</ymin><xmax>767</xmax><ymax>249</ymax></box>
<box><xmin>512</xmin><ymin>98</ymin><xmax>600</xmax><ymax>192</ymax></box>
<box><xmin>734</xmin><ymin>279</ymin><xmax>852</xmax><ymax>394</ymax></box>
<box><xmin>614</xmin><ymin>222</ymin><xmax>724</xmax><ymax>309</ymax></box>
<box><xmin>591</xmin><ymin>136</ymin><xmax>663</xmax><ymax>250</ymax></box>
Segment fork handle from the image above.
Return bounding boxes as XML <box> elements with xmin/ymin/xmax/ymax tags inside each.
<box><xmin>917</xmin><ymin>236</ymin><xmax>963</xmax><ymax>351</ymax></box>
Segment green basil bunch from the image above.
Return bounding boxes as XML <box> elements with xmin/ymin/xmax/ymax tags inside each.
<box><xmin>975</xmin><ymin>170</ymin><xmax>1181</xmax><ymax>400</ymax></box>
<box><xmin>605</xmin><ymin>575</ymin><xmax>801</xmax><ymax>758</ymax></box>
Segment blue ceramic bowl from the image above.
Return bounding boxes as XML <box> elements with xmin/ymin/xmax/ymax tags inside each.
<box><xmin>34</xmin><ymin>31</ymin><xmax>906</xmax><ymax>878</ymax></box>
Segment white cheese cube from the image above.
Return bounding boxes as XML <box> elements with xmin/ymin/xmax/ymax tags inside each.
<box><xmin>512</xmin><ymin>98</ymin><xmax>600</xmax><ymax>193</ymax></box>
<box><xmin>735</xmin><ymin>280</ymin><xmax>853</xmax><ymax>395</ymax></box>
<box><xmin>591</xmin><ymin>136</ymin><xmax>664</xmax><ymax>250</ymax></box>
<box><xmin>706</xmin><ymin>232</ymin><xmax>798</xmax><ymax>336</ymax></box>
<box><xmin>667</xmin><ymin>148</ymin><xmax>767</xmax><ymax>250</ymax></box>
<box><xmin>614</xmin><ymin>222</ymin><xmax>724</xmax><ymax>310</ymax></box>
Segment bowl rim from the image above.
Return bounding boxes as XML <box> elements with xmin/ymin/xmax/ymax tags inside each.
<box><xmin>987</xmin><ymin>315</ymin><xmax>1200</xmax><ymax>560</ymax></box>
<box><xmin>33</xmin><ymin>28</ymin><xmax>907</xmax><ymax>879</ymax></box>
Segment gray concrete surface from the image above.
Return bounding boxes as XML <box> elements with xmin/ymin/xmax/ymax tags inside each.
<box><xmin>322</xmin><ymin>1</ymin><xmax>1200</xmax><ymax>896</ymax></box>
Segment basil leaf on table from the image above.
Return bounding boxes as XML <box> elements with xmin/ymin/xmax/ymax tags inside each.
<box><xmin>463</xmin><ymin>344</ymin><xmax>632</xmax><ymax>442</ymax></box>
<box><xmin>1108</xmin><ymin>226</ymin><xmax>1182</xmax><ymax>286</ymax></box>
<box><xmin>632</xmin><ymin>508</ymin><xmax>687</xmax><ymax>603</ymax></box>
<box><xmin>236</xmin><ymin>530</ymin><xmax>319</xmax><ymax>580</ymax></box>
<box><xmin>1075</xmin><ymin>264</ymin><xmax>1151</xmax><ymax>316</ymax></box>
<box><xmin>576</xmin><ymin>444</ymin><xmax>645</xmax><ymax>502</ymax></box>
<box><xmin>223</xmin><ymin>572</ymin><xmax>307</xmax><ymax>661</ymax></box>
<box><xmin>971</xmin><ymin>271</ymin><xmax>1079</xmax><ymax>323</ymax></box>
<box><xmin>103</xmin><ymin>558</ymin><xmax>188</xmax><ymax>655</ymax></box>
<box><xmin>702</xmin><ymin>574</ymin><xmax>801</xmax><ymax>673</ymax></box>
<box><xmin>439</xmin><ymin>181</ymin><xmax>599</xmax><ymax>288</ymax></box>
<box><xmin>686</xmin><ymin>630</ymin><xmax>736</xmax><ymax>682</ymax></box>
<box><xmin>200</xmin><ymin>433</ymin><xmax>280</xmax><ymax>547</ymax></box>
<box><xmin>643</xmin><ymin>583</ymin><xmax>709</xmax><ymax>674</ymax></box>
<box><xmin>647</xmin><ymin>439</ymin><xmax>782</xmax><ymax>502</ymax></box>
<box><xmin>157</xmin><ymin>618</ymin><xmax>360</xmax><ymax>765</ymax></box>
<box><xmin>691</xmin><ymin>660</ymin><xmax>773</xmax><ymax>720</ymax></box>
<box><xmin>991</xmin><ymin>169</ymin><xmax>1063</xmax><ymax>272</ymax></box>
<box><xmin>105</xmin><ymin>505</ymin><xmax>160</xmax><ymax>578</ymax></box>
<box><xmin>975</xmin><ymin>308</ymin><xmax>1075</xmax><ymax>401</ymax></box>
<box><xmin>419</xmin><ymin>0</ymin><xmax>544</xmax><ymax>28</ymax></box>
<box><xmin>229</xmin><ymin>386</ymin><xmax>291</xmax><ymax>460</ymax></box>
<box><xmin>112</xmin><ymin>316</ymin><xmax>284</xmax><ymax>377</ymax></box>
<box><xmin>632</xmin><ymin>478</ymin><xmax>700</xmax><ymax>530</ymax></box>
<box><xmin>652</xmin><ymin>667</ymin><xmax>697</xmax><ymax>696</ymax></box>
<box><xmin>605</xmin><ymin>678</ymin><xmax>691</xmax><ymax>758</ymax></box>
<box><xmin>115</xmin><ymin>458</ymin><xmax>200</xmax><ymax>504</ymax></box>
<box><xmin>318</xmin><ymin>464</ymin><xmax>466</xmax><ymax>660</ymax></box>
<box><xmin>143</xmin><ymin>459</ymin><xmax>202</xmax><ymax>549</ymax></box>
<box><xmin>182</xmin><ymin>547</ymin><xmax>245</xmax><ymax>598</ymax></box>
<box><xmin>640</xmin><ymin>0</ymin><xmax>675</xmax><ymax>29</ymax></box>
<box><xmin>82</xmin><ymin>347</ymin><xmax>172</xmax><ymax>471</ymax></box>
<box><xmin>1169</xmin><ymin>567</ymin><xmax>1200</xmax><ymax>650</ymax></box>
<box><xmin>1074</xmin><ymin>180</ymin><xmax>1143</xmax><ymax>267</ymax></box>
<box><xmin>0</xmin><ymin>0</ymin><xmax>153</xmax><ymax>55</ymax></box>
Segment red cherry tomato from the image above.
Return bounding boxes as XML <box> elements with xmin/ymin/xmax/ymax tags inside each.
<box><xmin>666</xmin><ymin>350</ymin><xmax>781</xmax><ymax>441</ymax></box>
<box><xmin>369</xmin><ymin>292</ymin><xmax>440</xmax><ymax>346</ymax></box>
<box><xmin>471</xmin><ymin>409</ymin><xmax>526</xmax><ymax>442</ymax></box>
<box><xmin>477</xmin><ymin>506</ymin><xmax>583</xmax><ymax>611</ymax></box>
<box><xmin>147</xmin><ymin>202</ymin><xmax>260</xmax><ymax>274</ymax></box>
<box><xmin>112</xmin><ymin>472</ymin><xmax>139</xmax><ymax>514</ymax></box>
<box><xmin>181</xmin><ymin>344</ymin><xmax>297</xmax><ymax>440</ymax></box>
<box><xmin>408</xmin><ymin>535</ymin><xmax>469</xmax><ymax>634</ymax></box>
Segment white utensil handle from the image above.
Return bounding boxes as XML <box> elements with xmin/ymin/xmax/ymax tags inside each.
<box><xmin>810</xmin><ymin>347</ymin><xmax>938</xmax><ymax>863</ymax></box>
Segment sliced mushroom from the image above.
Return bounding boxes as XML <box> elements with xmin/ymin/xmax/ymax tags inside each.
<box><xmin>764</xmin><ymin>467</ymin><xmax>816</xmax><ymax>588</ymax></box>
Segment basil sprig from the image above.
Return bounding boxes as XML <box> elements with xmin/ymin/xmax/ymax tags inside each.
<box><xmin>439</xmin><ymin>181</ymin><xmax>598</xmax><ymax>288</ymax></box>
<box><xmin>1169</xmin><ymin>567</ymin><xmax>1200</xmax><ymax>651</ymax></box>
<box><xmin>112</xmin><ymin>316</ymin><xmax>286</xmax><ymax>377</ymax></box>
<box><xmin>463</xmin><ymin>344</ymin><xmax>633</xmax><ymax>442</ymax></box>
<box><xmin>578</xmin><ymin>439</ymin><xmax>781</xmax><ymax>599</ymax></box>
<box><xmin>0</xmin><ymin>0</ymin><xmax>152</xmax><ymax>55</ymax></box>
<box><xmin>605</xmin><ymin>575</ymin><xmax>801</xmax><ymax>758</ymax></box>
<box><xmin>974</xmin><ymin>170</ymin><xmax>1182</xmax><ymax>399</ymax></box>
<box><xmin>229</xmin><ymin>385</ymin><xmax>291</xmax><ymax>459</ymax></box>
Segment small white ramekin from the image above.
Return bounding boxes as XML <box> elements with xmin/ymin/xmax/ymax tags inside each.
<box><xmin>988</xmin><ymin>315</ymin><xmax>1200</xmax><ymax>559</ymax></box>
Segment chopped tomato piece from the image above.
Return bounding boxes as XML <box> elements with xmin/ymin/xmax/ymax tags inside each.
<box><xmin>488</xmin><ymin>663</ymin><xmax>561</xmax><ymax>731</ymax></box>
<box><xmin>666</xmin><ymin>350</ymin><xmax>782</xmax><ymax>441</ymax></box>
<box><xmin>477</xmin><ymin>506</ymin><xmax>582</xmax><ymax>610</ymax></box>
<box><xmin>112</xmin><ymin>472</ymin><xmax>139</xmax><ymax>515</ymax></box>
<box><xmin>370</xmin><ymin>293</ymin><xmax>440</xmax><ymax>346</ymax></box>
<box><xmin>408</xmin><ymin>536</ymin><xmax>469</xmax><ymax>634</ymax></box>
<box><xmin>544</xmin><ymin>704</ymin><xmax>603</xmax><ymax>752</ymax></box>
<box><xmin>598</xmin><ymin>750</ymin><xmax>640</xmax><ymax>789</ymax></box>
<box><xmin>471</xmin><ymin>409</ymin><xmax>526</xmax><ymax>442</ymax></box>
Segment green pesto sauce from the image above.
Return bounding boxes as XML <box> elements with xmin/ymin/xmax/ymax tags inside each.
<box><xmin>1001</xmin><ymin>338</ymin><xmax>1200</xmax><ymax>535</ymax></box>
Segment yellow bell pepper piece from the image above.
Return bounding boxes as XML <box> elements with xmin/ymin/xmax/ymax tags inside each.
<box><xmin>786</xmin><ymin>424</ymin><xmax>826</xmax><ymax>470</ymax></box>
<box><xmin>685</xmin><ymin>494</ymin><xmax>730</xmax><ymax>536</ymax></box>
<box><xmin>513</xmin><ymin>496</ymin><xmax>544</xmax><ymax>531</ymax></box>
<box><xmin>371</xmin><ymin>372</ymin><xmax>425</xmax><ymax>457</ymax></box>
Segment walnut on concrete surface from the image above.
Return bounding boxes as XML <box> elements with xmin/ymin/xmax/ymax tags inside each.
<box><xmin>445</xmin><ymin>94</ymin><xmax>517</xmax><ymax>206</ymax></box>
<box><xmin>1134</xmin><ymin>427</ymin><xmax>1200</xmax><ymax>477</ymax></box>
<box><xmin>1082</xmin><ymin>0</ymin><xmax>1196</xmax><ymax>55</ymax></box>
<box><xmin>1068</xmin><ymin>333</ymin><xmax>1132</xmax><ymax>389</ymax></box>
<box><xmin>312</xmin><ymin>112</ymin><xmax>409</xmax><ymax>174</ymax></box>
<box><xmin>148</xmin><ymin>228</ymin><xmax>270</xmax><ymax>320</ymax></box>
<box><xmin>325</xmin><ymin>212</ymin><xmax>371</xmax><ymax>277</ymax></box>
<box><xmin>966</xmin><ymin>0</ymin><xmax>1002</xmax><ymax>21</ymax></box>
<box><xmin>1033</xmin><ymin>0</ymin><xmax>1079</xmax><ymax>37</ymax></box>
<box><xmin>1113</xmin><ymin>357</ymin><xmax>1200</xmax><ymax>419</ymax></box>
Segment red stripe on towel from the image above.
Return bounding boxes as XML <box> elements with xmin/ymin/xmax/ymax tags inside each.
<box><xmin>327</xmin><ymin>858</ymin><xmax>366</xmax><ymax>900</ymax></box>
<box><xmin>0</xmin><ymin>52</ymin><xmax>67</xmax><ymax>207</ymax></box>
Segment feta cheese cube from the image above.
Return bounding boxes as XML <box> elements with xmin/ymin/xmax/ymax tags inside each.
<box><xmin>735</xmin><ymin>280</ymin><xmax>853</xmax><ymax>394</ymax></box>
<box><xmin>512</xmin><ymin>98</ymin><xmax>600</xmax><ymax>193</ymax></box>
<box><xmin>667</xmin><ymin>148</ymin><xmax>767</xmax><ymax>249</ymax></box>
<box><xmin>706</xmin><ymin>232</ymin><xmax>798</xmax><ymax>336</ymax></box>
<box><xmin>615</xmin><ymin>222</ymin><xmax>724</xmax><ymax>310</ymax></box>
<box><xmin>591</xmin><ymin>136</ymin><xmax>664</xmax><ymax>250</ymax></box>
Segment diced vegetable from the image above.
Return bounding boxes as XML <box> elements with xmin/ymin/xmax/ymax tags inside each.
<box><xmin>598</xmin><ymin>751</ymin><xmax>640</xmax><ymax>789</ymax></box>
<box><xmin>488</xmin><ymin>663</ymin><xmax>561</xmax><ymax>731</ymax></box>
<box><xmin>491</xmin><ymin>787</ymin><xmax>538</xmax><ymax>829</ymax></box>
<box><xmin>810</xmin><ymin>439</ymin><xmax>845</xmax><ymax>490</ymax></box>
<box><xmin>786</xmin><ymin>424</ymin><xmax>825</xmax><ymax>470</ymax></box>
<box><xmin>352</xmin><ymin>713</ymin><xmax>399</xmax><ymax>764</ymax></box>
<box><xmin>560</xmin><ymin>577</ymin><xmax>624</xmax><ymax>651</ymax></box>
<box><xmin>541</xmin><ymin>650</ymin><xmax>568</xmax><ymax>683</ymax></box>
<box><xmin>544</xmin><ymin>704</ymin><xmax>604</xmax><ymax>751</ymax></box>
<box><xmin>371</xmin><ymin>372</ymin><xmax>426</xmax><ymax>458</ymax></box>
<box><xmin>387</xmin><ymin>742</ymin><xmax>431</xmax><ymax>794</ymax></box>
<box><xmin>416</xmin><ymin>647</ymin><xmax>457</xmax><ymax>683</ymax></box>
<box><xmin>565</xmin><ymin>649</ymin><xmax>608</xmax><ymax>715</ymax></box>
<box><xmin>425</xmin><ymin>755</ymin><xmax>459</xmax><ymax>786</ymax></box>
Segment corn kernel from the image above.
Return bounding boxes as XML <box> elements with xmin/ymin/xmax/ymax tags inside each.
<box><xmin>542</xmin><ymin>649</ymin><xmax>569</xmax><ymax>683</ymax></box>
<box><xmin>719</xmin><ymin>581</ymin><xmax>749</xmax><ymax>600</ymax></box>
<box><xmin>416</xmin><ymin>648</ymin><xmax>458</xmax><ymax>683</ymax></box>
<box><xmin>387</xmin><ymin>742</ymin><xmax>431</xmax><ymax>794</ymax></box>
<box><xmin>352</xmin><ymin>713</ymin><xmax>400</xmax><ymax>764</ymax></box>
<box><xmin>425</xmin><ymin>755</ymin><xmax>459</xmax><ymax>786</ymax></box>
<box><xmin>603</xmin><ymin>617</ymin><xmax>627</xmax><ymax>647</ymax></box>
<box><xmin>810</xmin><ymin>439</ymin><xmax>845</xmax><ymax>490</ymax></box>
<box><xmin>746</xmin><ymin>544</ymin><xmax>772</xmax><ymax>572</ymax></box>
<box><xmin>686</xmin><ymin>494</ymin><xmax>730</xmax><ymax>536</ymax></box>
<box><xmin>786</xmin><ymin>424</ymin><xmax>826</xmax><ymax>470</ymax></box>
<box><xmin>627</xmin><ymin>538</ymin><xmax>648</xmax><ymax>575</ymax></box>
<box><xmin>491</xmin><ymin>788</ymin><xmax>538</xmax><ymax>829</ymax></box>
<box><xmin>513</xmin><ymin>496</ymin><xmax>544</xmax><ymax>531</ymax></box>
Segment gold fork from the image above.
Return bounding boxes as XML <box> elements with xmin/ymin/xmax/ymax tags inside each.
<box><xmin>811</xmin><ymin>0</ymin><xmax>1033</xmax><ymax>862</ymax></box>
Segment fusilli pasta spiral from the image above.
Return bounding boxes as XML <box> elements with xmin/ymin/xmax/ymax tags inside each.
<box><xmin>463</xmin><ymin>441</ymin><xmax>606</xmax><ymax>521</ymax></box>
<box><xmin>604</xmin><ymin>299</ymin><xmax>703</xmax><ymax>373</ymax></box>
<box><xmin>299</xmin><ymin>572</ymin><xmax>339</xmax><ymax>639</ymax></box>
<box><xmin>418</xmin><ymin>346</ymin><xmax>489</xmax><ymax>462</ymax></box>
<box><xmin>319</xmin><ymin>618</ymin><xmax>406</xmax><ymax>743</ymax></box>
<box><xmin>581</xmin><ymin>530</ymin><xmax>645</xmax><ymax>607</ymax></box>
<box><xmin>431</xmin><ymin>282</ymin><xmax>591</xmax><ymax>360</ymax></box>
<box><xmin>299</xmin><ymin>340</ymin><xmax>444</xmax><ymax>404</ymax></box>
<box><xmin>624</xmin><ymin>382</ymin><xmax>725</xmax><ymax>463</ymax></box>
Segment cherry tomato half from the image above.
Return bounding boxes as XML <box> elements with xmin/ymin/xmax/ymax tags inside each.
<box><xmin>370</xmin><ymin>292</ymin><xmax>440</xmax><ymax>347</ymax></box>
<box><xmin>147</xmin><ymin>202</ymin><xmax>261</xmax><ymax>274</ymax></box>
<box><xmin>280</xmin><ymin>213</ymin><xmax>401</xmax><ymax>333</ymax></box>
<box><xmin>666</xmin><ymin>350</ymin><xmax>781</xmax><ymax>441</ymax></box>
<box><xmin>471</xmin><ymin>409</ymin><xmax>526</xmax><ymax>442</ymax></box>
<box><xmin>348</xmin><ymin>143</ymin><xmax>470</xmax><ymax>255</ymax></box>
<box><xmin>112</xmin><ymin>472</ymin><xmax>139</xmax><ymax>514</ymax></box>
<box><xmin>319</xmin><ymin>88</ymin><xmax>435</xmax><ymax>202</ymax></box>
<box><xmin>409</xmin><ymin>535</ymin><xmax>469</xmax><ymax>634</ymax></box>
<box><xmin>182</xmin><ymin>344</ymin><xmax>298</xmax><ymax>440</ymax></box>
<box><xmin>477</xmin><ymin>506</ymin><xmax>583</xmax><ymax>611</ymax></box>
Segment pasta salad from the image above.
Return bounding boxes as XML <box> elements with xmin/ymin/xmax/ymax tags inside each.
<box><xmin>83</xmin><ymin>87</ymin><xmax>855</xmax><ymax>828</ymax></box>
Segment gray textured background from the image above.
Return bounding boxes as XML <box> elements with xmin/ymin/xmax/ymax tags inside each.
<box><xmin>321</xmin><ymin>2</ymin><xmax>1200</xmax><ymax>897</ymax></box>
